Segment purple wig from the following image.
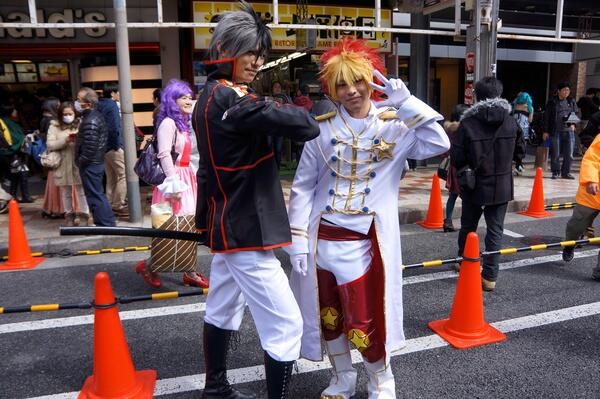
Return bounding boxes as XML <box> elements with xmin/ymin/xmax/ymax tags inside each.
<box><xmin>156</xmin><ymin>79</ymin><xmax>194</xmax><ymax>133</ymax></box>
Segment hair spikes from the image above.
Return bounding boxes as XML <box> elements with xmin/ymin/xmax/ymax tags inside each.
<box><xmin>319</xmin><ymin>37</ymin><xmax>384</xmax><ymax>102</ymax></box>
<box><xmin>236</xmin><ymin>0</ymin><xmax>271</xmax><ymax>57</ymax></box>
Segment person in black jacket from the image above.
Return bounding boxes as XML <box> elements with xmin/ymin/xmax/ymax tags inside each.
<box><xmin>451</xmin><ymin>77</ymin><xmax>525</xmax><ymax>292</ymax></box>
<box><xmin>543</xmin><ymin>82</ymin><xmax>579</xmax><ymax>179</ymax></box>
<box><xmin>192</xmin><ymin>2</ymin><xmax>319</xmax><ymax>399</ymax></box>
<box><xmin>75</xmin><ymin>87</ymin><xmax>115</xmax><ymax>227</ymax></box>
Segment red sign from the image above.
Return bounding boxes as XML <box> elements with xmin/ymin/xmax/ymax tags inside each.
<box><xmin>466</xmin><ymin>52</ymin><xmax>475</xmax><ymax>74</ymax></box>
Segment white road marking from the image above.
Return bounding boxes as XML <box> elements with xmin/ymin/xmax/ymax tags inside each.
<box><xmin>503</xmin><ymin>229</ymin><xmax>524</xmax><ymax>238</ymax></box>
<box><xmin>27</xmin><ymin>301</ymin><xmax>600</xmax><ymax>399</ymax></box>
<box><xmin>3</xmin><ymin>249</ymin><xmax>598</xmax><ymax>334</ymax></box>
<box><xmin>0</xmin><ymin>302</ymin><xmax>206</xmax><ymax>334</ymax></box>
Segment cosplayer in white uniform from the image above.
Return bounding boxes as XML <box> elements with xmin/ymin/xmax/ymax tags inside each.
<box><xmin>285</xmin><ymin>38</ymin><xmax>450</xmax><ymax>399</ymax></box>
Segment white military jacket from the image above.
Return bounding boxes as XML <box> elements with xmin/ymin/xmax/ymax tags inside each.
<box><xmin>286</xmin><ymin>96</ymin><xmax>450</xmax><ymax>361</ymax></box>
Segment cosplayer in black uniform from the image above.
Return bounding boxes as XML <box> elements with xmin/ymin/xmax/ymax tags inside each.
<box><xmin>192</xmin><ymin>2</ymin><xmax>320</xmax><ymax>398</ymax></box>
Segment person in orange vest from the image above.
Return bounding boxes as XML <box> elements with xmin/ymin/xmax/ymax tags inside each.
<box><xmin>562</xmin><ymin>133</ymin><xmax>600</xmax><ymax>280</ymax></box>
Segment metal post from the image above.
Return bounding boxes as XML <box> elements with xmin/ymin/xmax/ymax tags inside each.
<box><xmin>114</xmin><ymin>0</ymin><xmax>142</xmax><ymax>223</ymax></box>
<box><xmin>273</xmin><ymin>0</ymin><xmax>279</xmax><ymax>24</ymax></box>
<box><xmin>555</xmin><ymin>0</ymin><xmax>564</xmax><ymax>39</ymax></box>
<box><xmin>157</xmin><ymin>0</ymin><xmax>163</xmax><ymax>23</ymax></box>
<box><xmin>375</xmin><ymin>0</ymin><xmax>381</xmax><ymax>28</ymax></box>
<box><xmin>28</xmin><ymin>0</ymin><xmax>37</xmax><ymax>24</ymax></box>
<box><xmin>455</xmin><ymin>0</ymin><xmax>461</xmax><ymax>35</ymax></box>
<box><xmin>474</xmin><ymin>0</ymin><xmax>481</xmax><ymax>81</ymax></box>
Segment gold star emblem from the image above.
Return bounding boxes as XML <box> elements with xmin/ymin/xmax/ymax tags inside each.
<box><xmin>320</xmin><ymin>307</ymin><xmax>340</xmax><ymax>331</ymax></box>
<box><xmin>373</xmin><ymin>138</ymin><xmax>395</xmax><ymax>161</ymax></box>
<box><xmin>347</xmin><ymin>328</ymin><xmax>370</xmax><ymax>352</ymax></box>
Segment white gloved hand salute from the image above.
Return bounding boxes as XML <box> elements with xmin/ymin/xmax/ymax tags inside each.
<box><xmin>290</xmin><ymin>253</ymin><xmax>308</xmax><ymax>276</ymax></box>
<box><xmin>369</xmin><ymin>69</ymin><xmax>411</xmax><ymax>109</ymax></box>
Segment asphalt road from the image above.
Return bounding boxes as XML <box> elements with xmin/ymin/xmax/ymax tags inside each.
<box><xmin>1</xmin><ymin>210</ymin><xmax>600</xmax><ymax>399</ymax></box>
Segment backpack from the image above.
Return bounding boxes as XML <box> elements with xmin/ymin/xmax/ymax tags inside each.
<box><xmin>513</xmin><ymin>112</ymin><xmax>530</xmax><ymax>141</ymax></box>
<box><xmin>0</xmin><ymin>117</ymin><xmax>25</xmax><ymax>157</ymax></box>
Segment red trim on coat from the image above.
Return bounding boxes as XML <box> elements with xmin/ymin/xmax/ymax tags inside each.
<box><xmin>209</xmin><ymin>197</ymin><xmax>217</xmax><ymax>249</ymax></box>
<box><xmin>215</xmin><ymin>152</ymin><xmax>274</xmax><ymax>172</ymax></box>
<box><xmin>210</xmin><ymin>241</ymin><xmax>292</xmax><ymax>254</ymax></box>
<box><xmin>204</xmin><ymin>84</ymin><xmax>230</xmax><ymax>250</ymax></box>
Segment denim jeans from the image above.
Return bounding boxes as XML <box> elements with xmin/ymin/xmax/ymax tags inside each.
<box><xmin>458</xmin><ymin>201</ymin><xmax>508</xmax><ymax>282</ymax></box>
<box><xmin>80</xmin><ymin>163</ymin><xmax>116</xmax><ymax>227</ymax></box>
<box><xmin>550</xmin><ymin>131</ymin><xmax>574</xmax><ymax>176</ymax></box>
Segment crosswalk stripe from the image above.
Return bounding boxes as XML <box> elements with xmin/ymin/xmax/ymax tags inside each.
<box><xmin>503</xmin><ymin>229</ymin><xmax>524</xmax><ymax>238</ymax></box>
<box><xmin>26</xmin><ymin>301</ymin><xmax>600</xmax><ymax>398</ymax></box>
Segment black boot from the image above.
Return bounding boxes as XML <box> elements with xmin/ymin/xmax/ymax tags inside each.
<box><xmin>202</xmin><ymin>323</ymin><xmax>256</xmax><ymax>399</ymax></box>
<box><xmin>264</xmin><ymin>351</ymin><xmax>294</xmax><ymax>399</ymax></box>
<box><xmin>443</xmin><ymin>218</ymin><xmax>455</xmax><ymax>232</ymax></box>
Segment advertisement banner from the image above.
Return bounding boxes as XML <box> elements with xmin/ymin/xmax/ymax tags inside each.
<box><xmin>193</xmin><ymin>2</ymin><xmax>391</xmax><ymax>52</ymax></box>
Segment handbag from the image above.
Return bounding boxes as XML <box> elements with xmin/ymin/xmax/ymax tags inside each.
<box><xmin>457</xmin><ymin>126</ymin><xmax>502</xmax><ymax>192</ymax></box>
<box><xmin>150</xmin><ymin>214</ymin><xmax>198</xmax><ymax>273</ymax></box>
<box><xmin>437</xmin><ymin>157</ymin><xmax>450</xmax><ymax>180</ymax></box>
<box><xmin>134</xmin><ymin>132</ymin><xmax>179</xmax><ymax>186</ymax></box>
<box><xmin>40</xmin><ymin>150</ymin><xmax>61</xmax><ymax>169</ymax></box>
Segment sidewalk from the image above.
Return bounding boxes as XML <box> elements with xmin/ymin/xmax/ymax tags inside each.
<box><xmin>0</xmin><ymin>156</ymin><xmax>581</xmax><ymax>257</ymax></box>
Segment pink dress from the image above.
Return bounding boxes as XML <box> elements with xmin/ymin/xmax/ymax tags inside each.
<box><xmin>152</xmin><ymin>118</ymin><xmax>197</xmax><ymax>216</ymax></box>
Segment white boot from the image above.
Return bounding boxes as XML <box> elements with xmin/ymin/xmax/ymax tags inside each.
<box><xmin>321</xmin><ymin>335</ymin><xmax>357</xmax><ymax>399</ymax></box>
<box><xmin>363</xmin><ymin>357</ymin><xmax>396</xmax><ymax>399</ymax></box>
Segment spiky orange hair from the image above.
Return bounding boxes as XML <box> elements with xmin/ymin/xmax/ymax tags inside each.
<box><xmin>319</xmin><ymin>36</ymin><xmax>384</xmax><ymax>101</ymax></box>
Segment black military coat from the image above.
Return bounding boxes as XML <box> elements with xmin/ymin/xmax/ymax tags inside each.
<box><xmin>192</xmin><ymin>59</ymin><xmax>320</xmax><ymax>252</ymax></box>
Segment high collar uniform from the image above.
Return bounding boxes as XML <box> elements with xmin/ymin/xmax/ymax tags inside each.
<box><xmin>192</xmin><ymin>59</ymin><xmax>320</xmax><ymax>253</ymax></box>
<box><xmin>285</xmin><ymin>96</ymin><xmax>450</xmax><ymax>361</ymax></box>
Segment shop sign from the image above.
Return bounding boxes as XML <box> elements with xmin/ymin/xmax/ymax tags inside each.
<box><xmin>464</xmin><ymin>51</ymin><xmax>475</xmax><ymax>105</ymax></box>
<box><xmin>0</xmin><ymin>9</ymin><xmax>107</xmax><ymax>39</ymax></box>
<box><xmin>193</xmin><ymin>2</ymin><xmax>391</xmax><ymax>52</ymax></box>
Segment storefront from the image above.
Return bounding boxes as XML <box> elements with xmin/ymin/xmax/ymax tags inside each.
<box><xmin>191</xmin><ymin>1</ymin><xmax>394</xmax><ymax>97</ymax></box>
<box><xmin>0</xmin><ymin>1</ymin><xmax>161</xmax><ymax>133</ymax></box>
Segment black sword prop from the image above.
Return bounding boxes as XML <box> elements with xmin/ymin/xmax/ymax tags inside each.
<box><xmin>60</xmin><ymin>226</ymin><xmax>205</xmax><ymax>243</ymax></box>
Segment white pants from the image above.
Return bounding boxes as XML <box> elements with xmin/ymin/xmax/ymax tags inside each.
<box><xmin>204</xmin><ymin>249</ymin><xmax>303</xmax><ymax>362</ymax></box>
<box><xmin>59</xmin><ymin>185</ymin><xmax>89</xmax><ymax>214</ymax></box>
<box><xmin>317</xmin><ymin>239</ymin><xmax>372</xmax><ymax>284</ymax></box>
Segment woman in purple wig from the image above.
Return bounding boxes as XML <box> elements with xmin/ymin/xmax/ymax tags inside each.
<box><xmin>135</xmin><ymin>79</ymin><xmax>209</xmax><ymax>289</ymax></box>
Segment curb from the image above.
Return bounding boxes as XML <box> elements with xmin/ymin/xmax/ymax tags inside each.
<box><xmin>2</xmin><ymin>196</ymin><xmax>576</xmax><ymax>257</ymax></box>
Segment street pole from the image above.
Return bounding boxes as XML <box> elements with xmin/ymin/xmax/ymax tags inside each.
<box><xmin>465</xmin><ymin>0</ymin><xmax>499</xmax><ymax>103</ymax></box>
<box><xmin>114</xmin><ymin>0</ymin><xmax>142</xmax><ymax>223</ymax></box>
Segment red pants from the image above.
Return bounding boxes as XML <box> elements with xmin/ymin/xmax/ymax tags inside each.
<box><xmin>317</xmin><ymin>223</ymin><xmax>386</xmax><ymax>363</ymax></box>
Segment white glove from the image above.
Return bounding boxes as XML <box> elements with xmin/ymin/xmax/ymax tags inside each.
<box><xmin>290</xmin><ymin>253</ymin><xmax>308</xmax><ymax>276</ymax></box>
<box><xmin>369</xmin><ymin>69</ymin><xmax>411</xmax><ymax>109</ymax></box>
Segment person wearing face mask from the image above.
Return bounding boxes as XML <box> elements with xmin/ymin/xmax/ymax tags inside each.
<box><xmin>134</xmin><ymin>79</ymin><xmax>210</xmax><ymax>290</ymax></box>
<box><xmin>40</xmin><ymin>97</ymin><xmax>65</xmax><ymax>219</ymax></box>
<box><xmin>74</xmin><ymin>87</ymin><xmax>116</xmax><ymax>227</ymax></box>
<box><xmin>46</xmin><ymin>102</ymin><xmax>90</xmax><ymax>226</ymax></box>
<box><xmin>192</xmin><ymin>2</ymin><xmax>320</xmax><ymax>398</ymax></box>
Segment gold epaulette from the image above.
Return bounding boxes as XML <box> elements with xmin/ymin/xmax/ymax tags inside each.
<box><xmin>378</xmin><ymin>109</ymin><xmax>399</xmax><ymax>120</ymax></box>
<box><xmin>314</xmin><ymin>110</ymin><xmax>337</xmax><ymax>122</ymax></box>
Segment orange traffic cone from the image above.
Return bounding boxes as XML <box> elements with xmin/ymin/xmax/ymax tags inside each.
<box><xmin>518</xmin><ymin>167</ymin><xmax>553</xmax><ymax>218</ymax></box>
<box><xmin>416</xmin><ymin>174</ymin><xmax>444</xmax><ymax>229</ymax></box>
<box><xmin>79</xmin><ymin>272</ymin><xmax>156</xmax><ymax>398</ymax></box>
<box><xmin>0</xmin><ymin>199</ymin><xmax>44</xmax><ymax>271</ymax></box>
<box><xmin>428</xmin><ymin>232</ymin><xmax>506</xmax><ymax>349</ymax></box>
